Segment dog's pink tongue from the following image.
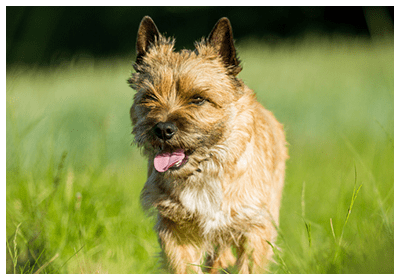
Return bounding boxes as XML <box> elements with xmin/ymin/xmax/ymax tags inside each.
<box><xmin>154</xmin><ymin>149</ymin><xmax>185</xmax><ymax>172</ymax></box>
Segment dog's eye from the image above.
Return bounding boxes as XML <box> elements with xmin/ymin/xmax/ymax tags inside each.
<box><xmin>190</xmin><ymin>96</ymin><xmax>206</xmax><ymax>106</ymax></box>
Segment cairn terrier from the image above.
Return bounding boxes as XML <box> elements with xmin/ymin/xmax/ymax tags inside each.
<box><xmin>128</xmin><ymin>16</ymin><xmax>288</xmax><ymax>273</ymax></box>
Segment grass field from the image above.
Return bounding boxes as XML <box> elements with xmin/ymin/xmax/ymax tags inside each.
<box><xmin>6</xmin><ymin>36</ymin><xmax>394</xmax><ymax>274</ymax></box>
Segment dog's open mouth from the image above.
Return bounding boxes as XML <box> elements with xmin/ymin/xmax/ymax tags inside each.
<box><xmin>154</xmin><ymin>149</ymin><xmax>189</xmax><ymax>172</ymax></box>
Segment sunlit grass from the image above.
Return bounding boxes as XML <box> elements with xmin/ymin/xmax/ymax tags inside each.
<box><xmin>6</xmin><ymin>36</ymin><xmax>393</xmax><ymax>273</ymax></box>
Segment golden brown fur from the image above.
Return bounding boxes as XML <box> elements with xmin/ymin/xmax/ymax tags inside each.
<box><xmin>128</xmin><ymin>16</ymin><xmax>288</xmax><ymax>273</ymax></box>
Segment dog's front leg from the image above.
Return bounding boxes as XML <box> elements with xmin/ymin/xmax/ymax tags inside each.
<box><xmin>205</xmin><ymin>245</ymin><xmax>236</xmax><ymax>274</ymax></box>
<box><xmin>156</xmin><ymin>216</ymin><xmax>204</xmax><ymax>273</ymax></box>
<box><xmin>235</xmin><ymin>227</ymin><xmax>274</xmax><ymax>274</ymax></box>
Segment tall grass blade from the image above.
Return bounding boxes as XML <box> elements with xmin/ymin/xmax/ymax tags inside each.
<box><xmin>34</xmin><ymin>253</ymin><xmax>59</xmax><ymax>274</ymax></box>
<box><xmin>340</xmin><ymin>133</ymin><xmax>388</xmax><ymax>228</ymax></box>
<box><xmin>301</xmin><ymin>182</ymin><xmax>311</xmax><ymax>248</ymax></box>
<box><xmin>301</xmin><ymin>181</ymin><xmax>306</xmax><ymax>218</ymax></box>
<box><xmin>53</xmin><ymin>244</ymin><xmax>85</xmax><ymax>273</ymax></box>
<box><xmin>330</xmin><ymin>218</ymin><xmax>336</xmax><ymax>242</ymax></box>
<box><xmin>340</xmin><ymin>183</ymin><xmax>363</xmax><ymax>244</ymax></box>
<box><xmin>28</xmin><ymin>248</ymin><xmax>46</xmax><ymax>274</ymax></box>
<box><xmin>333</xmin><ymin>182</ymin><xmax>363</xmax><ymax>263</ymax></box>
<box><xmin>266</xmin><ymin>240</ymin><xmax>291</xmax><ymax>274</ymax></box>
<box><xmin>53</xmin><ymin>151</ymin><xmax>68</xmax><ymax>189</ymax></box>
<box><xmin>6</xmin><ymin>223</ymin><xmax>21</xmax><ymax>274</ymax></box>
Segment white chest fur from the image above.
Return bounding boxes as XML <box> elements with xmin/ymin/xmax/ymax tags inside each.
<box><xmin>178</xmin><ymin>174</ymin><xmax>229</xmax><ymax>235</ymax></box>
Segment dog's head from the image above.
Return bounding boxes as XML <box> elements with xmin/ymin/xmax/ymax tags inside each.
<box><xmin>128</xmin><ymin>16</ymin><xmax>244</xmax><ymax>176</ymax></box>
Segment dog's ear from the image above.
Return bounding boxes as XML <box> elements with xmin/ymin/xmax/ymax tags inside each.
<box><xmin>207</xmin><ymin>17</ymin><xmax>242</xmax><ymax>76</ymax></box>
<box><xmin>136</xmin><ymin>16</ymin><xmax>160</xmax><ymax>64</ymax></box>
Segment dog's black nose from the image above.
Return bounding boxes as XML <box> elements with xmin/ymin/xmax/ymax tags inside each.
<box><xmin>154</xmin><ymin>122</ymin><xmax>177</xmax><ymax>140</ymax></box>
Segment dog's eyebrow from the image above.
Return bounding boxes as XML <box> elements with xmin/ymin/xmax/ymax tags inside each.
<box><xmin>175</xmin><ymin>78</ymin><xmax>210</xmax><ymax>96</ymax></box>
<box><xmin>177</xmin><ymin>87</ymin><xmax>209</xmax><ymax>99</ymax></box>
<box><xmin>174</xmin><ymin>84</ymin><xmax>225</xmax><ymax>108</ymax></box>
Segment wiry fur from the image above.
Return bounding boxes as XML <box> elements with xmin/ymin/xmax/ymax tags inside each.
<box><xmin>128</xmin><ymin>16</ymin><xmax>288</xmax><ymax>274</ymax></box>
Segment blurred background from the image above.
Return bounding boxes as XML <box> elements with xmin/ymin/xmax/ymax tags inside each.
<box><xmin>7</xmin><ymin>6</ymin><xmax>394</xmax><ymax>274</ymax></box>
<box><xmin>6</xmin><ymin>6</ymin><xmax>394</xmax><ymax>66</ymax></box>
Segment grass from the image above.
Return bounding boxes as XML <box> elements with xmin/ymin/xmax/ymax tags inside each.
<box><xmin>6</xmin><ymin>36</ymin><xmax>394</xmax><ymax>273</ymax></box>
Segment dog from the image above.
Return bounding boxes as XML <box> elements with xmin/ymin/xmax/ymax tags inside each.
<box><xmin>128</xmin><ymin>16</ymin><xmax>288</xmax><ymax>273</ymax></box>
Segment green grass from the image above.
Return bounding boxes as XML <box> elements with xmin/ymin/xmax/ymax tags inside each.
<box><xmin>6</xmin><ymin>36</ymin><xmax>394</xmax><ymax>273</ymax></box>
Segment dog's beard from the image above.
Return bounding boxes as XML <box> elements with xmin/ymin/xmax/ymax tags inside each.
<box><xmin>133</xmin><ymin>121</ymin><xmax>225</xmax><ymax>177</ymax></box>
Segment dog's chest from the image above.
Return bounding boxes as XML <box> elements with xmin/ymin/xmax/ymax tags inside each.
<box><xmin>178</xmin><ymin>175</ymin><xmax>230</xmax><ymax>234</ymax></box>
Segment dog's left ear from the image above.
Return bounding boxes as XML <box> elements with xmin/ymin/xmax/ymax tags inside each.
<box><xmin>207</xmin><ymin>17</ymin><xmax>242</xmax><ymax>76</ymax></box>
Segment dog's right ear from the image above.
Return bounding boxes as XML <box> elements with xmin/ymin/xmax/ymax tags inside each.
<box><xmin>136</xmin><ymin>16</ymin><xmax>160</xmax><ymax>64</ymax></box>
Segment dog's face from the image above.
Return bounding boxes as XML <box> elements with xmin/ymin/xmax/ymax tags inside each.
<box><xmin>129</xmin><ymin>17</ymin><xmax>243</xmax><ymax>176</ymax></box>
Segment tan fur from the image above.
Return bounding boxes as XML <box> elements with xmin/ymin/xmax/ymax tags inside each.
<box><xmin>128</xmin><ymin>16</ymin><xmax>288</xmax><ymax>274</ymax></box>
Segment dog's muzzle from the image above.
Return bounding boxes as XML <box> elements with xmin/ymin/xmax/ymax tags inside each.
<box><xmin>153</xmin><ymin>122</ymin><xmax>177</xmax><ymax>141</ymax></box>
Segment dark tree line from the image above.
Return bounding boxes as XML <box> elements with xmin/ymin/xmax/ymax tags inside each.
<box><xmin>7</xmin><ymin>6</ymin><xmax>394</xmax><ymax>65</ymax></box>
